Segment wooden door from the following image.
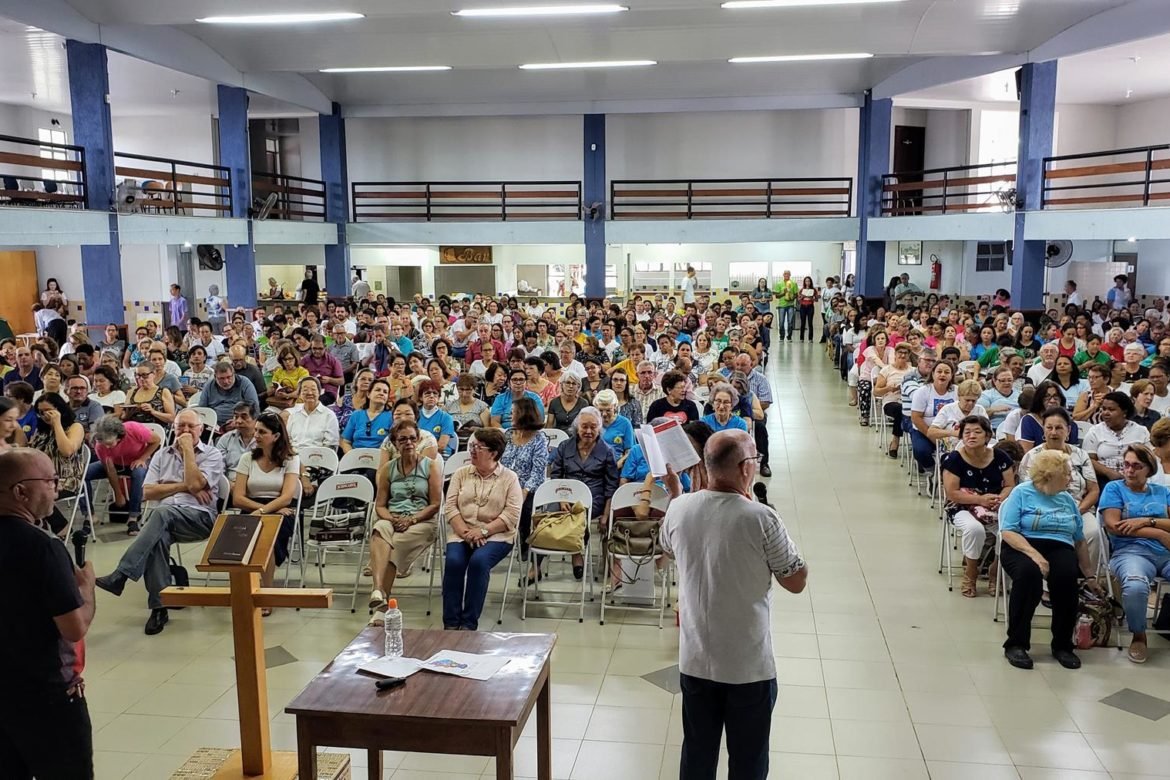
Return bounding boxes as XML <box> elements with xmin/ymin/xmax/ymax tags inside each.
<box><xmin>0</xmin><ymin>251</ymin><xmax>39</xmax><ymax>336</ymax></box>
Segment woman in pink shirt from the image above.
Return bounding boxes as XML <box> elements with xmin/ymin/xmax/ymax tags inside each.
<box><xmin>89</xmin><ymin>416</ymin><xmax>163</xmax><ymax>536</ymax></box>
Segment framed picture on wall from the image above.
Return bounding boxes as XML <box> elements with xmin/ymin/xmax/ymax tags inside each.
<box><xmin>897</xmin><ymin>241</ymin><xmax>923</xmax><ymax>266</ymax></box>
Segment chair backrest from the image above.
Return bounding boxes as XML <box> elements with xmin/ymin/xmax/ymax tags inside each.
<box><xmin>444</xmin><ymin>450</ymin><xmax>470</xmax><ymax>478</ymax></box>
<box><xmin>543</xmin><ymin>428</ymin><xmax>569</xmax><ymax>448</ymax></box>
<box><xmin>338</xmin><ymin>447</ymin><xmax>380</xmax><ymax>473</ymax></box>
<box><xmin>218</xmin><ymin>475</ymin><xmax>232</xmax><ymax>513</ymax></box>
<box><xmin>143</xmin><ymin>422</ymin><xmax>169</xmax><ymax>446</ymax></box>
<box><xmin>609</xmin><ymin>481</ymin><xmax>670</xmax><ymax>514</ymax></box>
<box><xmin>300</xmin><ymin>446</ymin><xmax>340</xmax><ymax>474</ymax></box>
<box><xmin>189</xmin><ymin>406</ymin><xmax>220</xmax><ymax>433</ymax></box>
<box><xmin>532</xmin><ymin>478</ymin><xmax>594</xmax><ymax>520</ymax></box>
<box><xmin>314</xmin><ymin>473</ymin><xmax>375</xmax><ymax>505</ymax></box>
<box><xmin>1076</xmin><ymin>420</ymin><xmax>1091</xmax><ymax>440</ymax></box>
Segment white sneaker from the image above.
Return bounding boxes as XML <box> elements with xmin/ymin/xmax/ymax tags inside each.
<box><xmin>368</xmin><ymin>610</ymin><xmax>386</xmax><ymax>627</ymax></box>
<box><xmin>368</xmin><ymin>589</ymin><xmax>386</xmax><ymax>611</ymax></box>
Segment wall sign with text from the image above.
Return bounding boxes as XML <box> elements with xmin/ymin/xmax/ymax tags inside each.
<box><xmin>439</xmin><ymin>246</ymin><xmax>493</xmax><ymax>265</ymax></box>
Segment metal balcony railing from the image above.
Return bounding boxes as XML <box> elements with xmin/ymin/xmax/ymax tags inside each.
<box><xmin>1043</xmin><ymin>144</ymin><xmax>1170</xmax><ymax>210</ymax></box>
<box><xmin>610</xmin><ymin>177</ymin><xmax>852</xmax><ymax>219</ymax></box>
<box><xmin>113</xmin><ymin>152</ymin><xmax>232</xmax><ymax>216</ymax></box>
<box><xmin>253</xmin><ymin>171</ymin><xmax>326</xmax><ymax>221</ymax></box>
<box><xmin>881</xmin><ymin>162</ymin><xmax>1017</xmax><ymax>216</ymax></box>
<box><xmin>351</xmin><ymin>180</ymin><xmax>582</xmax><ymax>222</ymax></box>
<box><xmin>0</xmin><ymin>134</ymin><xmax>87</xmax><ymax>209</ymax></box>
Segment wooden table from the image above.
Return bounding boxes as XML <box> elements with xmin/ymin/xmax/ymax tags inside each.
<box><xmin>286</xmin><ymin>628</ymin><xmax>555</xmax><ymax>780</ymax></box>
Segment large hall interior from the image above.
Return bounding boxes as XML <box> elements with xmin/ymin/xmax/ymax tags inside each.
<box><xmin>5</xmin><ymin>1</ymin><xmax>1170</xmax><ymax>779</ymax></box>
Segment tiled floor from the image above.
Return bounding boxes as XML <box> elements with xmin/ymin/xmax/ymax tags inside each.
<box><xmin>85</xmin><ymin>344</ymin><xmax>1170</xmax><ymax>779</ymax></box>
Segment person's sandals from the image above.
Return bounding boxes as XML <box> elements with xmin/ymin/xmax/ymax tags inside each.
<box><xmin>126</xmin><ymin>520</ymin><xmax>140</xmax><ymax>537</ymax></box>
<box><xmin>368</xmin><ymin>610</ymin><xmax>385</xmax><ymax>627</ymax></box>
<box><xmin>1004</xmin><ymin>646</ymin><xmax>1033</xmax><ymax>670</ymax></box>
<box><xmin>1129</xmin><ymin>639</ymin><xmax>1149</xmax><ymax>664</ymax></box>
<box><xmin>369</xmin><ymin>589</ymin><xmax>387</xmax><ymax>612</ymax></box>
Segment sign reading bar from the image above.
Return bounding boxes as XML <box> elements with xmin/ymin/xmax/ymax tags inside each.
<box><xmin>440</xmin><ymin>246</ymin><xmax>493</xmax><ymax>265</ymax></box>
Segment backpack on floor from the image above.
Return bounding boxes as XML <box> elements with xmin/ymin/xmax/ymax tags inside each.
<box><xmin>1073</xmin><ymin>583</ymin><xmax>1117</xmax><ymax>649</ymax></box>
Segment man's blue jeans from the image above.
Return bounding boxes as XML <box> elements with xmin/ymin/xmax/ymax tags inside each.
<box><xmin>84</xmin><ymin>462</ymin><xmax>148</xmax><ymax>516</ymax></box>
<box><xmin>443</xmin><ymin>541</ymin><xmax>512</xmax><ymax>630</ymax></box>
<box><xmin>776</xmin><ymin>306</ymin><xmax>795</xmax><ymax>339</ymax></box>
<box><xmin>1109</xmin><ymin>546</ymin><xmax>1170</xmax><ymax>634</ymax></box>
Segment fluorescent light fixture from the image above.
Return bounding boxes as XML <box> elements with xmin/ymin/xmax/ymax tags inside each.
<box><xmin>196</xmin><ymin>12</ymin><xmax>364</xmax><ymax>24</ymax></box>
<box><xmin>519</xmin><ymin>59</ymin><xmax>655</xmax><ymax>69</ymax></box>
<box><xmin>730</xmin><ymin>52</ymin><xmax>873</xmax><ymax>63</ymax></box>
<box><xmin>320</xmin><ymin>65</ymin><xmax>452</xmax><ymax>73</ymax></box>
<box><xmin>454</xmin><ymin>4</ymin><xmax>627</xmax><ymax>17</ymax></box>
<box><xmin>722</xmin><ymin>0</ymin><xmax>903</xmax><ymax>8</ymax></box>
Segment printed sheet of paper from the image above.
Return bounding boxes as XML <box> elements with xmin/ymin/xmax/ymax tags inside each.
<box><xmin>418</xmin><ymin>650</ymin><xmax>512</xmax><ymax>681</ymax></box>
<box><xmin>637</xmin><ymin>419</ymin><xmax>701</xmax><ymax>476</ymax></box>
<box><xmin>358</xmin><ymin>656</ymin><xmax>424</xmax><ymax>679</ymax></box>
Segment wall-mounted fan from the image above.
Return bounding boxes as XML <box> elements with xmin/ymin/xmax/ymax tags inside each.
<box><xmin>250</xmin><ymin>192</ymin><xmax>279</xmax><ymax>220</ymax></box>
<box><xmin>1045</xmin><ymin>240</ymin><xmax>1074</xmax><ymax>268</ymax></box>
<box><xmin>196</xmin><ymin>244</ymin><xmax>224</xmax><ymax>271</ymax></box>
<box><xmin>115</xmin><ymin>180</ymin><xmax>140</xmax><ymax>213</ymax></box>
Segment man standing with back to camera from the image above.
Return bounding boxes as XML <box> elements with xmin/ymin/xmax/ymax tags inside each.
<box><xmin>661</xmin><ymin>429</ymin><xmax>807</xmax><ymax>780</ymax></box>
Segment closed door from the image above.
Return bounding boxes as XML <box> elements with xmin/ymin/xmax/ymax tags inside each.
<box><xmin>0</xmin><ymin>251</ymin><xmax>39</xmax><ymax>335</ymax></box>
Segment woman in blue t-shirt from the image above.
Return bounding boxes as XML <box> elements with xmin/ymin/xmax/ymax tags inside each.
<box><xmin>341</xmin><ymin>379</ymin><xmax>394</xmax><ymax>451</ymax></box>
<box><xmin>700</xmin><ymin>383</ymin><xmax>749</xmax><ymax>434</ymax></box>
<box><xmin>1099</xmin><ymin>444</ymin><xmax>1170</xmax><ymax>664</ymax></box>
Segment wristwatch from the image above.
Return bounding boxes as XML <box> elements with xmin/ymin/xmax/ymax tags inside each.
<box><xmin>479</xmin><ymin>526</ymin><xmax>489</xmax><ymax>537</ymax></box>
<box><xmin>1149</xmin><ymin>518</ymin><xmax>1157</xmax><ymax>529</ymax></box>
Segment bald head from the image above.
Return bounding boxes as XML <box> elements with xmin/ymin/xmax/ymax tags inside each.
<box><xmin>704</xmin><ymin>429</ymin><xmax>756</xmax><ymax>479</ymax></box>
<box><xmin>0</xmin><ymin>449</ymin><xmax>59</xmax><ymax>522</ymax></box>
<box><xmin>0</xmin><ymin>448</ymin><xmax>54</xmax><ymax>490</ymax></box>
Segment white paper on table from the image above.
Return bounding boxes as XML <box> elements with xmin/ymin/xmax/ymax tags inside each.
<box><xmin>636</xmin><ymin>419</ymin><xmax>701</xmax><ymax>477</ymax></box>
<box><xmin>418</xmin><ymin>650</ymin><xmax>512</xmax><ymax>681</ymax></box>
<box><xmin>358</xmin><ymin>656</ymin><xmax>424</xmax><ymax>679</ymax></box>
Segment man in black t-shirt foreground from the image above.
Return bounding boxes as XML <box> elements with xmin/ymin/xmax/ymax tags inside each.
<box><xmin>0</xmin><ymin>449</ymin><xmax>96</xmax><ymax>779</ymax></box>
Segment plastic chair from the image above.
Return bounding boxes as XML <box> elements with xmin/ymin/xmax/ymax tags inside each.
<box><xmin>338</xmin><ymin>447</ymin><xmax>381</xmax><ymax>475</ymax></box>
<box><xmin>188</xmin><ymin>407</ymin><xmax>220</xmax><ymax>442</ymax></box>
<box><xmin>143</xmin><ymin>422</ymin><xmax>169</xmax><ymax>448</ymax></box>
<box><xmin>543</xmin><ymin>428</ymin><xmax>570</xmax><ymax>448</ymax></box>
<box><xmin>600</xmin><ymin>481</ymin><xmax>672</xmax><ymax>628</ymax></box>
<box><xmin>299</xmin><ymin>446</ymin><xmax>340</xmax><ymax>476</ymax></box>
<box><xmin>303</xmin><ymin>473</ymin><xmax>376</xmax><ymax>613</ymax></box>
<box><xmin>521</xmin><ymin>478</ymin><xmax>594</xmax><ymax>623</ymax></box>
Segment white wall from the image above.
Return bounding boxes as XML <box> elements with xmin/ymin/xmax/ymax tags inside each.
<box><xmin>111</xmin><ymin>115</ymin><xmax>215</xmax><ymax>163</ymax></box>
<box><xmin>621</xmin><ymin>241</ymin><xmax>844</xmax><ymax>291</ymax></box>
<box><xmin>0</xmin><ymin>103</ymin><xmax>73</xmax><ymax>143</ymax></box>
<box><xmin>606</xmin><ymin>109</ymin><xmax>859</xmax><ymax>182</ymax></box>
<box><xmin>1116</xmin><ymin>96</ymin><xmax>1170</xmax><ymax>148</ymax></box>
<box><xmin>345</xmin><ymin>116</ymin><xmax>583</xmax><ymax>182</ymax></box>
<box><xmin>883</xmin><ymin>240</ymin><xmax>964</xmax><ymax>293</ymax></box>
<box><xmin>1134</xmin><ymin>239</ymin><xmax>1170</xmax><ymax>297</ymax></box>
<box><xmin>1053</xmin><ymin>104</ymin><xmax>1118</xmax><ymax>156</ymax></box>
<box><xmin>923</xmin><ymin>109</ymin><xmax>970</xmax><ymax>169</ymax></box>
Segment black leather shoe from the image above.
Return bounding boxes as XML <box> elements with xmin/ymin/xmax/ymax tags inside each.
<box><xmin>573</xmin><ymin>565</ymin><xmax>585</xmax><ymax>581</ymax></box>
<box><xmin>144</xmin><ymin>608</ymin><xmax>169</xmax><ymax>635</ymax></box>
<box><xmin>1004</xmin><ymin>646</ymin><xmax>1033</xmax><ymax>670</ymax></box>
<box><xmin>759</xmin><ymin>464</ymin><xmax>772</xmax><ymax>477</ymax></box>
<box><xmin>95</xmin><ymin>574</ymin><xmax>126</xmax><ymax>597</ymax></box>
<box><xmin>1052</xmin><ymin>649</ymin><xmax>1082</xmax><ymax>669</ymax></box>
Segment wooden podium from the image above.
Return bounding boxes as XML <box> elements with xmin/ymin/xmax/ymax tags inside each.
<box><xmin>162</xmin><ymin>514</ymin><xmax>334</xmax><ymax>779</ymax></box>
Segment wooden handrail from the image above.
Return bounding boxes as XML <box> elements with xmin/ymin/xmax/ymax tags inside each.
<box><xmin>1045</xmin><ymin>158</ymin><xmax>1170</xmax><ymax>180</ymax></box>
<box><xmin>1044</xmin><ymin>192</ymin><xmax>1170</xmax><ymax>207</ymax></box>
<box><xmin>618</xmin><ymin>209</ymin><xmax>850</xmax><ymax>219</ymax></box>
<box><xmin>358</xmin><ymin>211</ymin><xmax>578</xmax><ymax>219</ymax></box>
<box><xmin>882</xmin><ymin>201</ymin><xmax>1002</xmax><ymax>214</ymax></box>
<box><xmin>356</xmin><ymin>189</ymin><xmax>579</xmax><ymax>200</ymax></box>
<box><xmin>882</xmin><ymin>172</ymin><xmax>1015</xmax><ymax>193</ymax></box>
<box><xmin>0</xmin><ymin>190</ymin><xmax>85</xmax><ymax>203</ymax></box>
<box><xmin>0</xmin><ymin>151</ymin><xmax>82</xmax><ymax>171</ymax></box>
<box><xmin>614</xmin><ymin>186</ymin><xmax>850</xmax><ymax>198</ymax></box>
<box><xmin>252</xmin><ymin>180</ymin><xmax>324</xmax><ymax>198</ymax></box>
<box><xmin>115</xmin><ymin>166</ymin><xmax>229</xmax><ymax>188</ymax></box>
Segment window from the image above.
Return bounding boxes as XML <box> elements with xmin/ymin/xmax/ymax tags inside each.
<box><xmin>604</xmin><ymin>264</ymin><xmax>618</xmax><ymax>295</ymax></box>
<box><xmin>976</xmin><ymin>242</ymin><xmax>1009</xmax><ymax>272</ymax></box>
<box><xmin>632</xmin><ymin>260</ymin><xmax>670</xmax><ymax>291</ymax></box>
<box><xmin>38</xmin><ymin>127</ymin><xmax>69</xmax><ymax>182</ymax></box>
<box><xmin>675</xmin><ymin>261</ymin><xmax>712</xmax><ymax>290</ymax></box>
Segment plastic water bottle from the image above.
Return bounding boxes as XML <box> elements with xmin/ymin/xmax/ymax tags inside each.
<box><xmin>383</xmin><ymin>598</ymin><xmax>404</xmax><ymax>657</ymax></box>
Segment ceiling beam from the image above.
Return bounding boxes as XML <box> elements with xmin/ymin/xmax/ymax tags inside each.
<box><xmin>1029</xmin><ymin>0</ymin><xmax>1170</xmax><ymax>62</ymax></box>
<box><xmin>871</xmin><ymin>53</ymin><xmax>1026</xmax><ymax>101</ymax></box>
<box><xmin>0</xmin><ymin>0</ymin><xmax>333</xmax><ymax>115</ymax></box>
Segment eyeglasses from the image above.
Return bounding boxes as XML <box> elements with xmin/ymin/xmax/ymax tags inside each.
<box><xmin>739</xmin><ymin>454</ymin><xmax>763</xmax><ymax>466</ymax></box>
<box><xmin>394</xmin><ymin>436</ymin><xmax>418</xmax><ymax>444</ymax></box>
<box><xmin>5</xmin><ymin>476</ymin><xmax>59</xmax><ymax>491</ymax></box>
<box><xmin>1122</xmin><ymin>462</ymin><xmax>1147</xmax><ymax>472</ymax></box>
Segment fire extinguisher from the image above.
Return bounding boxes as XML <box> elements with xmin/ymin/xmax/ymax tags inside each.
<box><xmin>929</xmin><ymin>254</ymin><xmax>942</xmax><ymax>290</ymax></box>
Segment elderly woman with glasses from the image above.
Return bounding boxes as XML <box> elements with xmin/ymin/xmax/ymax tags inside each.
<box><xmin>1000</xmin><ymin>449</ymin><xmax>1099</xmax><ymax>670</ymax></box>
<box><xmin>368</xmin><ymin>419</ymin><xmax>442</xmax><ymax>625</ymax></box>
<box><xmin>700</xmin><ymin>383</ymin><xmax>749</xmax><ymax>433</ymax></box>
<box><xmin>88</xmin><ymin>415</ymin><xmax>164</xmax><ymax>536</ymax></box>
<box><xmin>1100</xmin><ymin>444</ymin><xmax>1170</xmax><ymax>664</ymax></box>
<box><xmin>551</xmin><ymin>405</ymin><xmax>620</xmax><ymax>580</ymax></box>
<box><xmin>593</xmin><ymin>388</ymin><xmax>636</xmax><ymax>466</ymax></box>
<box><xmin>443</xmin><ymin>428</ymin><xmax>522</xmax><ymax>630</ymax></box>
<box><xmin>941</xmin><ymin>415</ymin><xmax>1017</xmax><ymax>597</ymax></box>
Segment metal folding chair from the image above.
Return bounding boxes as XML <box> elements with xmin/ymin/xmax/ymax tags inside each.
<box><xmin>303</xmin><ymin>473</ymin><xmax>376</xmax><ymax>613</ymax></box>
<box><xmin>522</xmin><ymin>479</ymin><xmax>595</xmax><ymax>624</ymax></box>
<box><xmin>600</xmin><ymin>481</ymin><xmax>672</xmax><ymax>628</ymax></box>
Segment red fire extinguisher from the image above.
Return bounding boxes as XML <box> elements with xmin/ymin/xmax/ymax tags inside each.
<box><xmin>929</xmin><ymin>254</ymin><xmax>942</xmax><ymax>290</ymax></box>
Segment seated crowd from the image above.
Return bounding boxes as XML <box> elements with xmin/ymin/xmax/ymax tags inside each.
<box><xmin>828</xmin><ymin>276</ymin><xmax>1170</xmax><ymax>668</ymax></box>
<box><xmin>2</xmin><ymin>288</ymin><xmax>776</xmax><ymax>635</ymax></box>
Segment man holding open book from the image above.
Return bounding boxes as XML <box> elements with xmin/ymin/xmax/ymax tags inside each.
<box><xmin>96</xmin><ymin>408</ymin><xmax>225</xmax><ymax>635</ymax></box>
<box><xmin>661</xmin><ymin>429</ymin><xmax>807</xmax><ymax>780</ymax></box>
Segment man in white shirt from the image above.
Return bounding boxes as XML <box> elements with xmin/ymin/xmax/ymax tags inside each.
<box><xmin>661</xmin><ymin>429</ymin><xmax>806</xmax><ymax>780</ymax></box>
<box><xmin>1027</xmin><ymin>343</ymin><xmax>1059</xmax><ymax>386</ymax></box>
<box><xmin>1064</xmin><ymin>280</ymin><xmax>1082</xmax><ymax>308</ymax></box>
<box><xmin>598</xmin><ymin>322</ymin><xmax>621</xmax><ymax>360</ymax></box>
<box><xmin>681</xmin><ymin>266</ymin><xmax>698</xmax><ymax>305</ymax></box>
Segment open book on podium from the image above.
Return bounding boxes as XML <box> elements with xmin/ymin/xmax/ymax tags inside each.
<box><xmin>635</xmin><ymin>419</ymin><xmax>701</xmax><ymax>476</ymax></box>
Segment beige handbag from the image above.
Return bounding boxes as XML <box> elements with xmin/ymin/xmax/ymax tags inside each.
<box><xmin>528</xmin><ymin>501</ymin><xmax>587</xmax><ymax>552</ymax></box>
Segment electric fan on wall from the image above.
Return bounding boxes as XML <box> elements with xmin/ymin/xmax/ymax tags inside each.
<box><xmin>1045</xmin><ymin>240</ymin><xmax>1074</xmax><ymax>268</ymax></box>
<box><xmin>196</xmin><ymin>244</ymin><xmax>224</xmax><ymax>271</ymax></box>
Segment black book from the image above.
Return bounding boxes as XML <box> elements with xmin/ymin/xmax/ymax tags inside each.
<box><xmin>206</xmin><ymin>515</ymin><xmax>263</xmax><ymax>565</ymax></box>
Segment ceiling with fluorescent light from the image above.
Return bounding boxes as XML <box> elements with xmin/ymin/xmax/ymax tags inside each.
<box><xmin>0</xmin><ymin>0</ymin><xmax>1164</xmax><ymax>116</ymax></box>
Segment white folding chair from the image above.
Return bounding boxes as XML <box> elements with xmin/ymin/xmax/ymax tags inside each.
<box><xmin>58</xmin><ymin>446</ymin><xmax>93</xmax><ymax>542</ymax></box>
<box><xmin>521</xmin><ymin>479</ymin><xmax>595</xmax><ymax>624</ymax></box>
<box><xmin>600</xmin><ymin>481</ymin><xmax>672</xmax><ymax>628</ymax></box>
<box><xmin>303</xmin><ymin>473</ymin><xmax>376</xmax><ymax>613</ymax></box>
<box><xmin>543</xmin><ymin>428</ymin><xmax>569</xmax><ymax>448</ymax></box>
<box><xmin>339</xmin><ymin>447</ymin><xmax>381</xmax><ymax>475</ymax></box>
<box><xmin>300</xmin><ymin>446</ymin><xmax>340</xmax><ymax>476</ymax></box>
<box><xmin>189</xmin><ymin>406</ymin><xmax>220</xmax><ymax>443</ymax></box>
<box><xmin>143</xmin><ymin>422</ymin><xmax>170</xmax><ymax>448</ymax></box>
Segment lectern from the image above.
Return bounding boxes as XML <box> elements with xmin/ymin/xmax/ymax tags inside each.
<box><xmin>162</xmin><ymin>514</ymin><xmax>333</xmax><ymax>779</ymax></box>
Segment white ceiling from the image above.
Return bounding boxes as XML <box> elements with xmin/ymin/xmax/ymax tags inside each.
<box><xmin>0</xmin><ymin>0</ymin><xmax>1165</xmax><ymax>116</ymax></box>
<box><xmin>903</xmin><ymin>30</ymin><xmax>1170</xmax><ymax>107</ymax></box>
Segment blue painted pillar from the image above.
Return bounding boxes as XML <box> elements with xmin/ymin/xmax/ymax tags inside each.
<box><xmin>1011</xmin><ymin>61</ymin><xmax>1058</xmax><ymax>309</ymax></box>
<box><xmin>66</xmin><ymin>40</ymin><xmax>124</xmax><ymax>328</ymax></box>
<box><xmin>216</xmin><ymin>84</ymin><xmax>257</xmax><ymax>306</ymax></box>
<box><xmin>855</xmin><ymin>92</ymin><xmax>893</xmax><ymax>299</ymax></box>
<box><xmin>320</xmin><ymin>102</ymin><xmax>350</xmax><ymax>298</ymax></box>
<box><xmin>583</xmin><ymin>114</ymin><xmax>606</xmax><ymax>300</ymax></box>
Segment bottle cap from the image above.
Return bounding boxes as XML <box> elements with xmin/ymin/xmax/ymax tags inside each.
<box><xmin>387</xmin><ymin>598</ymin><xmax>398</xmax><ymax>609</ymax></box>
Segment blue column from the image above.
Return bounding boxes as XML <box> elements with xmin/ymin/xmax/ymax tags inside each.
<box><xmin>1011</xmin><ymin>61</ymin><xmax>1057</xmax><ymax>309</ymax></box>
<box><xmin>217</xmin><ymin>84</ymin><xmax>257</xmax><ymax>306</ymax></box>
<box><xmin>583</xmin><ymin>114</ymin><xmax>606</xmax><ymax>300</ymax></box>
<box><xmin>66</xmin><ymin>40</ymin><xmax>124</xmax><ymax>328</ymax></box>
<box><xmin>320</xmin><ymin>102</ymin><xmax>350</xmax><ymax>298</ymax></box>
<box><xmin>855</xmin><ymin>92</ymin><xmax>892</xmax><ymax>299</ymax></box>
